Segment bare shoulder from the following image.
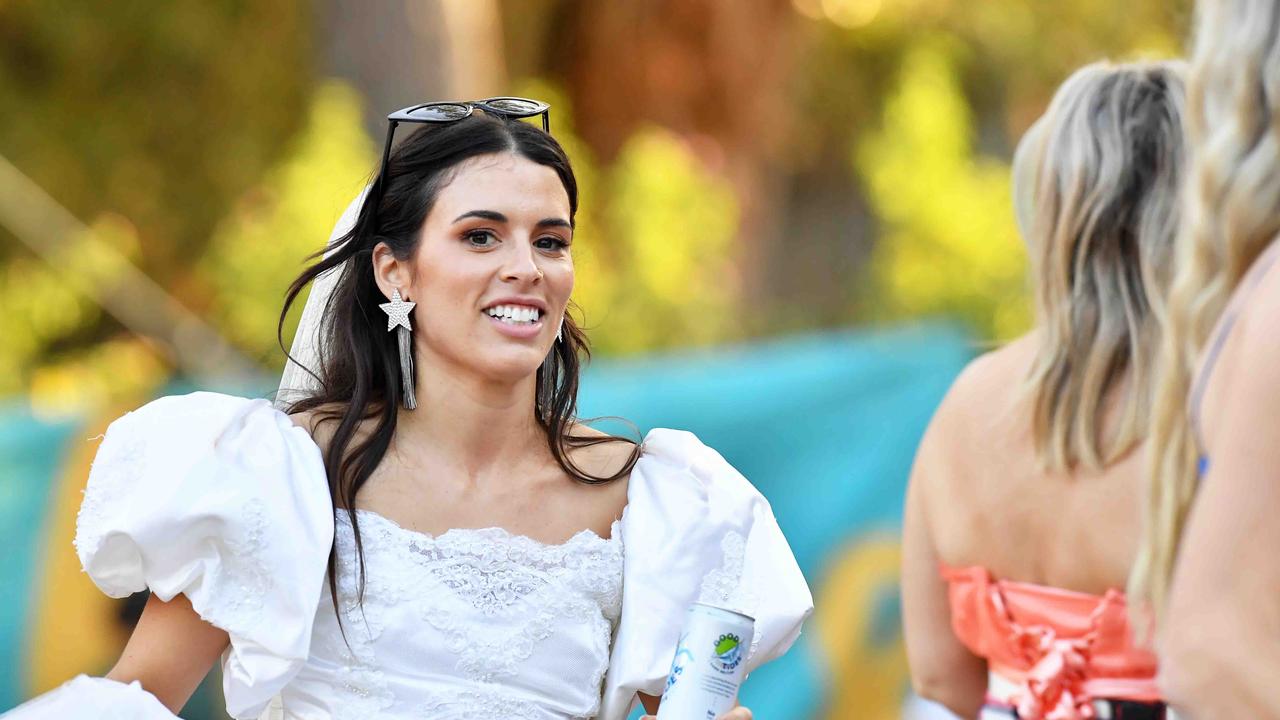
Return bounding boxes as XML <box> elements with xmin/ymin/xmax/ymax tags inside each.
<box><xmin>957</xmin><ymin>335</ymin><xmax>1035</xmax><ymax>399</ymax></box>
<box><xmin>566</xmin><ymin>424</ymin><xmax>640</xmax><ymax>483</ymax></box>
<box><xmin>1234</xmin><ymin>258</ymin><xmax>1280</xmax><ymax>360</ymax></box>
<box><xmin>553</xmin><ymin>425</ymin><xmax>637</xmax><ymax>535</ymax></box>
<box><xmin>286</xmin><ymin>406</ymin><xmax>321</xmax><ymax>434</ymax></box>
<box><xmin>1220</xmin><ymin>261</ymin><xmax>1280</xmax><ymax>406</ymax></box>
<box><xmin>927</xmin><ymin>335</ymin><xmax>1035</xmax><ymax>445</ymax></box>
<box><xmin>912</xmin><ymin>334</ymin><xmax>1035</xmax><ymax>496</ymax></box>
<box><xmin>286</xmin><ymin>402</ymin><xmax>359</xmax><ymax>455</ymax></box>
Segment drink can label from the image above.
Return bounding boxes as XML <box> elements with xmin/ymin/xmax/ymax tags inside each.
<box><xmin>655</xmin><ymin>602</ymin><xmax>756</xmax><ymax>720</ymax></box>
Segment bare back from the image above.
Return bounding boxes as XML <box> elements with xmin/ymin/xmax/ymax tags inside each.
<box><xmin>917</xmin><ymin>334</ymin><xmax>1145</xmax><ymax>594</ymax></box>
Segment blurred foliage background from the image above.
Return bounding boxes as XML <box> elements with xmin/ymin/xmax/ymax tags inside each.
<box><xmin>0</xmin><ymin>0</ymin><xmax>1190</xmax><ymax>411</ymax></box>
<box><xmin>0</xmin><ymin>1</ymin><xmax>1191</xmax><ymax>717</ymax></box>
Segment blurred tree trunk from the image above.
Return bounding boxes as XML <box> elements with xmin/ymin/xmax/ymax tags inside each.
<box><xmin>319</xmin><ymin>0</ymin><xmax>508</xmax><ymax>141</ymax></box>
<box><xmin>548</xmin><ymin>0</ymin><xmax>808</xmax><ymax>333</ymax></box>
<box><xmin>507</xmin><ymin>0</ymin><xmax>879</xmax><ymax>335</ymax></box>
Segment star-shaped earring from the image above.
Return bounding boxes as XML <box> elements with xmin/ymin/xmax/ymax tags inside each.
<box><xmin>380</xmin><ymin>288</ymin><xmax>416</xmax><ymax>332</ymax></box>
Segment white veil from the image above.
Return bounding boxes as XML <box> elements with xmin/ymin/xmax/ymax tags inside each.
<box><xmin>275</xmin><ymin>187</ymin><xmax>369</xmax><ymax>409</ymax></box>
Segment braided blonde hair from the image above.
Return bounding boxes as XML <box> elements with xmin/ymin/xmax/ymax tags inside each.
<box><xmin>1015</xmin><ymin>61</ymin><xmax>1187</xmax><ymax>472</ymax></box>
<box><xmin>1130</xmin><ymin>0</ymin><xmax>1280</xmax><ymax>621</ymax></box>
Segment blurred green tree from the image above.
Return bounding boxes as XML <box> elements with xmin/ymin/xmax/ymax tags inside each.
<box><xmin>856</xmin><ymin>39</ymin><xmax>1029</xmax><ymax>339</ymax></box>
<box><xmin>199</xmin><ymin>80</ymin><xmax>374</xmax><ymax>367</ymax></box>
<box><xmin>0</xmin><ymin>0</ymin><xmax>1197</xmax><ymax>404</ymax></box>
<box><xmin>0</xmin><ymin>0</ymin><xmax>312</xmax><ymax>396</ymax></box>
<box><xmin>587</xmin><ymin>125</ymin><xmax>741</xmax><ymax>353</ymax></box>
<box><xmin>512</xmin><ymin>79</ymin><xmax>742</xmax><ymax>355</ymax></box>
<box><xmin>789</xmin><ymin>0</ymin><xmax>1189</xmax><ymax>338</ymax></box>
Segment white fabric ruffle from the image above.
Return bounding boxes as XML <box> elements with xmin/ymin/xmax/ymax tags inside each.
<box><xmin>1</xmin><ymin>676</ymin><xmax>177</xmax><ymax>719</ymax></box>
<box><xmin>73</xmin><ymin>392</ymin><xmax>332</xmax><ymax>719</ymax></box>
<box><xmin>8</xmin><ymin>394</ymin><xmax>810</xmax><ymax>719</ymax></box>
<box><xmin>598</xmin><ymin>429</ymin><xmax>814</xmax><ymax>720</ymax></box>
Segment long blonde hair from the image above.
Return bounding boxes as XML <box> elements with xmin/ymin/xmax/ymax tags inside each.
<box><xmin>1131</xmin><ymin>0</ymin><xmax>1280</xmax><ymax>620</ymax></box>
<box><xmin>1016</xmin><ymin>61</ymin><xmax>1188</xmax><ymax>472</ymax></box>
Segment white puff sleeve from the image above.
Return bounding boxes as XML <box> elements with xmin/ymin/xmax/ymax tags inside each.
<box><xmin>70</xmin><ymin>391</ymin><xmax>333</xmax><ymax>720</ymax></box>
<box><xmin>597</xmin><ymin>429</ymin><xmax>814</xmax><ymax>720</ymax></box>
<box><xmin>1</xmin><ymin>676</ymin><xmax>179</xmax><ymax>719</ymax></box>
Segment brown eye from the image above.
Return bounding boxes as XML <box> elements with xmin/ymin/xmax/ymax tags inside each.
<box><xmin>466</xmin><ymin>230</ymin><xmax>498</xmax><ymax>248</ymax></box>
<box><xmin>535</xmin><ymin>236</ymin><xmax>569</xmax><ymax>251</ymax></box>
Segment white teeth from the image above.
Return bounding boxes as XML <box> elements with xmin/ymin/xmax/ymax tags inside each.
<box><xmin>484</xmin><ymin>304</ymin><xmax>542</xmax><ymax>324</ymax></box>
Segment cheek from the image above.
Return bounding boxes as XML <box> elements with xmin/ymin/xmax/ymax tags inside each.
<box><xmin>552</xmin><ymin>262</ymin><xmax>574</xmax><ymax>300</ymax></box>
<box><xmin>409</xmin><ymin>258</ymin><xmax>482</xmax><ymax>322</ymax></box>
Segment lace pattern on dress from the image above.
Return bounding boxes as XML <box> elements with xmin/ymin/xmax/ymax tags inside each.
<box><xmin>326</xmin><ymin>511</ymin><xmax>623</xmax><ymax>719</ymax></box>
<box><xmin>413</xmin><ymin>524</ymin><xmax>622</xmax><ymax>690</ymax></box>
<box><xmin>74</xmin><ymin>422</ymin><xmax>145</xmax><ymax>562</ymax></box>
<box><xmin>697</xmin><ymin>531</ymin><xmax>763</xmax><ymax>660</ymax></box>
<box><xmin>75</xmin><ymin>415</ymin><xmax>276</xmax><ymax>638</ymax></box>
<box><xmin>417</xmin><ymin>687</ymin><xmax>543</xmax><ymax>719</ymax></box>
<box><xmin>326</xmin><ymin>513</ymin><xmax>415</xmax><ymax>719</ymax></box>
<box><xmin>199</xmin><ymin>498</ymin><xmax>272</xmax><ymax>637</ymax></box>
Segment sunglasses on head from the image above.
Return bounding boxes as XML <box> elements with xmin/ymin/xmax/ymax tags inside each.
<box><xmin>370</xmin><ymin>96</ymin><xmax>552</xmax><ymax>216</ymax></box>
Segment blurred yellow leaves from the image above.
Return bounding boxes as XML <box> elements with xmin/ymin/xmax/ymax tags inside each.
<box><xmin>793</xmin><ymin>0</ymin><xmax>952</xmax><ymax>28</ymax></box>
<box><xmin>0</xmin><ymin>0</ymin><xmax>1195</xmax><ymax>403</ymax></box>
<box><xmin>0</xmin><ymin>259</ymin><xmax>95</xmax><ymax>395</ymax></box>
<box><xmin>857</xmin><ymin>42</ymin><xmax>1031</xmax><ymax>339</ymax></box>
<box><xmin>820</xmin><ymin>0</ymin><xmax>883</xmax><ymax>29</ymax></box>
<box><xmin>29</xmin><ymin>338</ymin><xmax>166</xmax><ymax>420</ymax></box>
<box><xmin>0</xmin><ymin>213</ymin><xmax>156</xmax><ymax>405</ymax></box>
<box><xmin>514</xmin><ymin>79</ymin><xmax>742</xmax><ymax>356</ymax></box>
<box><xmin>200</xmin><ymin>80</ymin><xmax>375</xmax><ymax>366</ymax></box>
<box><xmin>587</xmin><ymin>127</ymin><xmax>740</xmax><ymax>354</ymax></box>
<box><xmin>7</xmin><ymin>213</ymin><xmax>173</xmax><ymax>415</ymax></box>
<box><xmin>198</xmin><ymin>72</ymin><xmax>741</xmax><ymax>370</ymax></box>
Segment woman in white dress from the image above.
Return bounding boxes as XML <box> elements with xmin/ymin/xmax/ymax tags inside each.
<box><xmin>7</xmin><ymin>99</ymin><xmax>812</xmax><ymax>719</ymax></box>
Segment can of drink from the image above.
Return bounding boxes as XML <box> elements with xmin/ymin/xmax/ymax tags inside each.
<box><xmin>655</xmin><ymin>602</ymin><xmax>756</xmax><ymax>720</ymax></box>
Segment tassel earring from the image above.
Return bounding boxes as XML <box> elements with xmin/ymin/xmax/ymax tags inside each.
<box><xmin>379</xmin><ymin>288</ymin><xmax>418</xmax><ymax>410</ymax></box>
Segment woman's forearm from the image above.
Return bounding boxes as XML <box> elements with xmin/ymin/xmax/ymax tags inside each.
<box><xmin>911</xmin><ymin>667</ymin><xmax>986</xmax><ymax>719</ymax></box>
<box><xmin>106</xmin><ymin>593</ymin><xmax>228</xmax><ymax>713</ymax></box>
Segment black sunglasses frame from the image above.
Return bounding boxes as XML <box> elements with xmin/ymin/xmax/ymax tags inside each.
<box><xmin>370</xmin><ymin>97</ymin><xmax>551</xmax><ymax>218</ymax></box>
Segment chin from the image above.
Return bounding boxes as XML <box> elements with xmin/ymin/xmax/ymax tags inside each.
<box><xmin>469</xmin><ymin>349</ymin><xmax>548</xmax><ymax>383</ymax></box>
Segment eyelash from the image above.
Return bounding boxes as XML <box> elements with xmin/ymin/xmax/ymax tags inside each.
<box><xmin>465</xmin><ymin>230</ymin><xmax>498</xmax><ymax>247</ymax></box>
<box><xmin>536</xmin><ymin>236</ymin><xmax>570</xmax><ymax>250</ymax></box>
<box><xmin>464</xmin><ymin>230</ymin><xmax>569</xmax><ymax>251</ymax></box>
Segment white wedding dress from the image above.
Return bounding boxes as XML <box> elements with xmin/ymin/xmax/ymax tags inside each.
<box><xmin>6</xmin><ymin>392</ymin><xmax>812</xmax><ymax>720</ymax></box>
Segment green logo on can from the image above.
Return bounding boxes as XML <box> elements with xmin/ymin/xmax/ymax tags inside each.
<box><xmin>710</xmin><ymin>633</ymin><xmax>743</xmax><ymax>673</ymax></box>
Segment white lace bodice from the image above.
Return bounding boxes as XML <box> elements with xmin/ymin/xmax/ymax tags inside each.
<box><xmin>281</xmin><ymin>510</ymin><xmax>623</xmax><ymax>719</ymax></box>
<box><xmin>26</xmin><ymin>392</ymin><xmax>813</xmax><ymax>720</ymax></box>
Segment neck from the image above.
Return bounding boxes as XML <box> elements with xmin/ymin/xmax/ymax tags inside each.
<box><xmin>392</xmin><ymin>350</ymin><xmax>548</xmax><ymax>484</ymax></box>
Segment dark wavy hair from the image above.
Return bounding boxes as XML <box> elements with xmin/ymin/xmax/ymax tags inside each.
<box><xmin>276</xmin><ymin>113</ymin><xmax>639</xmax><ymax>615</ymax></box>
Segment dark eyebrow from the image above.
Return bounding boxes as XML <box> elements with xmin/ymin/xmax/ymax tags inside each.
<box><xmin>453</xmin><ymin>210</ymin><xmax>507</xmax><ymax>224</ymax></box>
<box><xmin>453</xmin><ymin>210</ymin><xmax>573</xmax><ymax>231</ymax></box>
<box><xmin>536</xmin><ymin>217</ymin><xmax>573</xmax><ymax>230</ymax></box>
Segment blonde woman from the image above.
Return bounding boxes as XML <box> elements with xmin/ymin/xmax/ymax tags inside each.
<box><xmin>902</xmin><ymin>61</ymin><xmax>1186</xmax><ymax>719</ymax></box>
<box><xmin>1131</xmin><ymin>1</ymin><xmax>1280</xmax><ymax>715</ymax></box>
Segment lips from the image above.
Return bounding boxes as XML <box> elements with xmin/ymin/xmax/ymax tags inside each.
<box><xmin>481</xmin><ymin>300</ymin><xmax>547</xmax><ymax>340</ymax></box>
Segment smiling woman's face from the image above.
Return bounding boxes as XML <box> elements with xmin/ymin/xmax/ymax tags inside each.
<box><xmin>373</xmin><ymin>151</ymin><xmax>574</xmax><ymax>384</ymax></box>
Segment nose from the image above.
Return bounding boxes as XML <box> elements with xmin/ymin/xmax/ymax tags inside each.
<box><xmin>500</xmin><ymin>239</ymin><xmax>542</xmax><ymax>285</ymax></box>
